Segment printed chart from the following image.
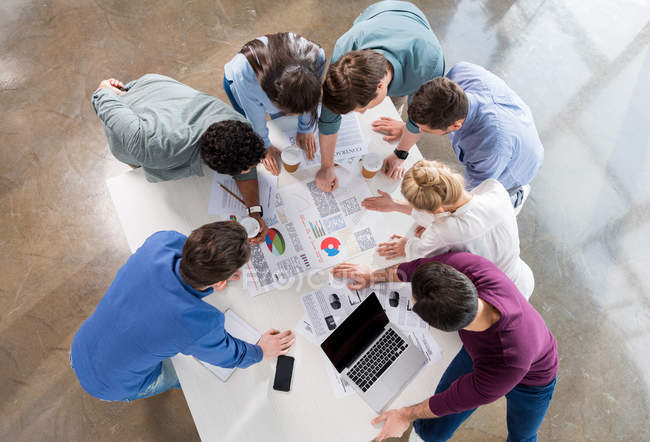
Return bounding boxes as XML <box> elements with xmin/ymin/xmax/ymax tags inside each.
<box><xmin>243</xmin><ymin>169</ymin><xmax>389</xmax><ymax>296</ymax></box>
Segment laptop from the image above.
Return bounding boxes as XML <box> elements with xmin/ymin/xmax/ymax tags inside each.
<box><xmin>321</xmin><ymin>292</ymin><xmax>426</xmax><ymax>412</ymax></box>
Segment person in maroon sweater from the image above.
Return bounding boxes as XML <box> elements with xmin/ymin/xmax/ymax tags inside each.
<box><xmin>332</xmin><ymin>252</ymin><xmax>558</xmax><ymax>442</ymax></box>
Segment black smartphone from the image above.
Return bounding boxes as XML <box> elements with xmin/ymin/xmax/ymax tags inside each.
<box><xmin>272</xmin><ymin>355</ymin><xmax>294</xmax><ymax>392</ymax></box>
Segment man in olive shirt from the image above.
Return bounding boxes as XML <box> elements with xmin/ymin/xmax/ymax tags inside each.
<box><xmin>92</xmin><ymin>75</ymin><xmax>268</xmax><ymax>242</ymax></box>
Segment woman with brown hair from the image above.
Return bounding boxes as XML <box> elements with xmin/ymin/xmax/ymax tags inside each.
<box><xmin>362</xmin><ymin>160</ymin><xmax>534</xmax><ymax>299</ymax></box>
<box><xmin>223</xmin><ymin>32</ymin><xmax>325</xmax><ymax>175</ymax></box>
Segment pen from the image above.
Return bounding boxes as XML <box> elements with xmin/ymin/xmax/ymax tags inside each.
<box><xmin>219</xmin><ymin>184</ymin><xmax>247</xmax><ymax>207</ymax></box>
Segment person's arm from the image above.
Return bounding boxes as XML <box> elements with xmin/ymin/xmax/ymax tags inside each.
<box><xmin>331</xmin><ymin>263</ymin><xmax>401</xmax><ymax>290</ymax></box>
<box><xmin>184</xmin><ymin>320</ymin><xmax>263</xmax><ymax>369</ymax></box>
<box><xmin>233</xmin><ymin>172</ymin><xmax>268</xmax><ymax>244</ymax></box>
<box><xmin>91</xmin><ymin>87</ymin><xmax>145</xmax><ymax>163</ymax></box>
<box><xmin>315</xmin><ymin>104</ymin><xmax>342</xmax><ymax>191</ymax></box>
<box><xmin>371</xmin><ymin>399</ymin><xmax>436</xmax><ymax>441</ymax></box>
<box><xmin>404</xmin><ymin>227</ymin><xmax>447</xmax><ymax>261</ymax></box>
<box><xmin>428</xmin><ymin>365</ymin><xmax>528</xmax><ymax>417</ymax></box>
<box><xmin>361</xmin><ymin>190</ymin><xmax>413</xmax><ymax>214</ymax></box>
<box><xmin>380</xmin><ymin>121</ymin><xmax>423</xmax><ymax>180</ymax></box>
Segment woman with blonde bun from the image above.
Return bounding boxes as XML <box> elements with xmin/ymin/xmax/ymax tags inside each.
<box><xmin>362</xmin><ymin>159</ymin><xmax>534</xmax><ymax>299</ymax></box>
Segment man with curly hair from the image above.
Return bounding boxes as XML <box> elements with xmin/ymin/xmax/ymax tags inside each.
<box><xmin>92</xmin><ymin>75</ymin><xmax>268</xmax><ymax>242</ymax></box>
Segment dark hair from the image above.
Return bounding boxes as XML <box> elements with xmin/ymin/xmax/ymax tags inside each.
<box><xmin>411</xmin><ymin>262</ymin><xmax>478</xmax><ymax>332</ymax></box>
<box><xmin>408</xmin><ymin>78</ymin><xmax>468</xmax><ymax>130</ymax></box>
<box><xmin>179</xmin><ymin>221</ymin><xmax>251</xmax><ymax>289</ymax></box>
<box><xmin>322</xmin><ymin>49</ymin><xmax>390</xmax><ymax>114</ymax></box>
<box><xmin>199</xmin><ymin>120</ymin><xmax>265</xmax><ymax>175</ymax></box>
<box><xmin>241</xmin><ymin>32</ymin><xmax>324</xmax><ymax>126</ymax></box>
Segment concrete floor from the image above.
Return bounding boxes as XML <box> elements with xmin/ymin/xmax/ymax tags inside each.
<box><xmin>1</xmin><ymin>0</ymin><xmax>648</xmax><ymax>441</ymax></box>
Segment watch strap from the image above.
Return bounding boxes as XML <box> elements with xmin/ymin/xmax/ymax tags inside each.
<box><xmin>393</xmin><ymin>148</ymin><xmax>409</xmax><ymax>160</ymax></box>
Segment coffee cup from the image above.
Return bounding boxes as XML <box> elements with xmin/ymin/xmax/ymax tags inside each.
<box><xmin>361</xmin><ymin>153</ymin><xmax>382</xmax><ymax>179</ymax></box>
<box><xmin>240</xmin><ymin>216</ymin><xmax>261</xmax><ymax>238</ymax></box>
<box><xmin>281</xmin><ymin>146</ymin><xmax>302</xmax><ymax>173</ymax></box>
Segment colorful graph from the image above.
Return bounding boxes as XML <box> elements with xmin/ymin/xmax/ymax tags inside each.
<box><xmin>309</xmin><ymin>220</ymin><xmax>326</xmax><ymax>238</ymax></box>
<box><xmin>265</xmin><ymin>228</ymin><xmax>286</xmax><ymax>256</ymax></box>
<box><xmin>321</xmin><ymin>237</ymin><xmax>341</xmax><ymax>257</ymax></box>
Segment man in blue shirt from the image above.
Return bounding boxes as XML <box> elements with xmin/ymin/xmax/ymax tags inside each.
<box><xmin>378</xmin><ymin>62</ymin><xmax>544</xmax><ymax>212</ymax></box>
<box><xmin>315</xmin><ymin>1</ymin><xmax>444</xmax><ymax>192</ymax></box>
<box><xmin>71</xmin><ymin>221</ymin><xmax>294</xmax><ymax>401</ymax></box>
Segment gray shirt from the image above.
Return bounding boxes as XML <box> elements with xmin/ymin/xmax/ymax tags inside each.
<box><xmin>92</xmin><ymin>74</ymin><xmax>249</xmax><ymax>182</ymax></box>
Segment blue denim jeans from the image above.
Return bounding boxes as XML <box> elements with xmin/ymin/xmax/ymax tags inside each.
<box><xmin>127</xmin><ymin>359</ymin><xmax>181</xmax><ymax>401</ymax></box>
<box><xmin>413</xmin><ymin>347</ymin><xmax>556</xmax><ymax>442</ymax></box>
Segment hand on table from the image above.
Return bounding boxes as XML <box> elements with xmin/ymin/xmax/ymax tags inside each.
<box><xmin>259</xmin><ymin>329</ymin><xmax>295</xmax><ymax>358</ymax></box>
<box><xmin>371</xmin><ymin>408</ymin><xmax>411</xmax><ymax>441</ymax></box>
<box><xmin>212</xmin><ymin>270</ymin><xmax>242</xmax><ymax>291</ymax></box>
<box><xmin>382</xmin><ymin>154</ymin><xmax>406</xmax><ymax>180</ymax></box>
<box><xmin>262</xmin><ymin>145</ymin><xmax>282</xmax><ymax>176</ymax></box>
<box><xmin>362</xmin><ymin>190</ymin><xmax>397</xmax><ymax>212</ymax></box>
<box><xmin>315</xmin><ymin>166</ymin><xmax>339</xmax><ymax>192</ymax></box>
<box><xmin>377</xmin><ymin>235</ymin><xmax>407</xmax><ymax>259</ymax></box>
<box><xmin>248</xmin><ymin>214</ymin><xmax>268</xmax><ymax>245</ymax></box>
<box><xmin>372</xmin><ymin>117</ymin><xmax>405</xmax><ymax>142</ymax></box>
<box><xmin>296</xmin><ymin>132</ymin><xmax>317</xmax><ymax>160</ymax></box>
<box><xmin>414</xmin><ymin>225</ymin><xmax>426</xmax><ymax>238</ymax></box>
<box><xmin>98</xmin><ymin>78</ymin><xmax>126</xmax><ymax>95</ymax></box>
<box><xmin>331</xmin><ymin>263</ymin><xmax>373</xmax><ymax>290</ymax></box>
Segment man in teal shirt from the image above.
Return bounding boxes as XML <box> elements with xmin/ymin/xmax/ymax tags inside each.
<box><xmin>92</xmin><ymin>75</ymin><xmax>269</xmax><ymax>242</ymax></box>
<box><xmin>316</xmin><ymin>1</ymin><xmax>444</xmax><ymax>192</ymax></box>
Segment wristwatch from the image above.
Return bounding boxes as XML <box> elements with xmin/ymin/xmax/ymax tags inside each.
<box><xmin>393</xmin><ymin>148</ymin><xmax>409</xmax><ymax>160</ymax></box>
<box><xmin>247</xmin><ymin>205</ymin><xmax>263</xmax><ymax>217</ymax></box>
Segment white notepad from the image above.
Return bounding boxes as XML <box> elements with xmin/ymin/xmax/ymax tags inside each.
<box><xmin>197</xmin><ymin>309</ymin><xmax>262</xmax><ymax>382</ymax></box>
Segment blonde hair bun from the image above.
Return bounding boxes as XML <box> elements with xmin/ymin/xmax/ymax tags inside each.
<box><xmin>401</xmin><ymin>160</ymin><xmax>465</xmax><ymax>212</ymax></box>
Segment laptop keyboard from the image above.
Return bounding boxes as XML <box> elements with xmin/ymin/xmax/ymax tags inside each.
<box><xmin>347</xmin><ymin>329</ymin><xmax>408</xmax><ymax>392</ymax></box>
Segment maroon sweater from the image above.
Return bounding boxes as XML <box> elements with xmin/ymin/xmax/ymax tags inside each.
<box><xmin>398</xmin><ymin>252</ymin><xmax>558</xmax><ymax>416</ymax></box>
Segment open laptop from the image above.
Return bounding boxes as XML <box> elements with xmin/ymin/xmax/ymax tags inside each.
<box><xmin>321</xmin><ymin>292</ymin><xmax>426</xmax><ymax>412</ymax></box>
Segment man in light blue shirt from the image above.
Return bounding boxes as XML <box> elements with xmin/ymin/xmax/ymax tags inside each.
<box><xmin>71</xmin><ymin>221</ymin><xmax>295</xmax><ymax>401</ymax></box>
<box><xmin>389</xmin><ymin>62</ymin><xmax>544</xmax><ymax>211</ymax></box>
<box><xmin>315</xmin><ymin>1</ymin><xmax>444</xmax><ymax>192</ymax></box>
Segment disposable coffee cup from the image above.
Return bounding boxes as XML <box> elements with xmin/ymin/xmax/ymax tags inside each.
<box><xmin>240</xmin><ymin>216</ymin><xmax>260</xmax><ymax>238</ymax></box>
<box><xmin>281</xmin><ymin>146</ymin><xmax>302</xmax><ymax>173</ymax></box>
<box><xmin>361</xmin><ymin>153</ymin><xmax>382</xmax><ymax>179</ymax></box>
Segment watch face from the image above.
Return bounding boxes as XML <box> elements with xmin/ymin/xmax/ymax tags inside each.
<box><xmin>394</xmin><ymin>149</ymin><xmax>408</xmax><ymax>160</ymax></box>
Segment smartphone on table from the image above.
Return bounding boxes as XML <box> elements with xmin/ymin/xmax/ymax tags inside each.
<box><xmin>273</xmin><ymin>355</ymin><xmax>294</xmax><ymax>392</ymax></box>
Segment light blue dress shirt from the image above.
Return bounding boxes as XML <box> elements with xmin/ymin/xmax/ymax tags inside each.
<box><xmin>318</xmin><ymin>1</ymin><xmax>444</xmax><ymax>136</ymax></box>
<box><xmin>71</xmin><ymin>231</ymin><xmax>262</xmax><ymax>401</ymax></box>
<box><xmin>224</xmin><ymin>34</ymin><xmax>326</xmax><ymax>148</ymax></box>
<box><xmin>447</xmin><ymin>62</ymin><xmax>544</xmax><ymax>191</ymax></box>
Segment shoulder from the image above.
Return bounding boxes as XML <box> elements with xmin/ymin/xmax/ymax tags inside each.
<box><xmin>438</xmin><ymin>252</ymin><xmax>515</xmax><ymax>290</ymax></box>
<box><xmin>473</xmin><ymin>179</ymin><xmax>509</xmax><ymax>198</ymax></box>
<box><xmin>447</xmin><ymin>62</ymin><xmax>485</xmax><ymax>83</ymax></box>
<box><xmin>141</xmin><ymin>230</ymin><xmax>187</xmax><ymax>251</ymax></box>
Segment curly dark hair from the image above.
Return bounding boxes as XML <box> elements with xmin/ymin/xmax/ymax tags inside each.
<box><xmin>199</xmin><ymin>120</ymin><xmax>265</xmax><ymax>175</ymax></box>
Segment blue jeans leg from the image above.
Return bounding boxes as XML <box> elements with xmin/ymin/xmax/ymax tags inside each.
<box><xmin>130</xmin><ymin>359</ymin><xmax>181</xmax><ymax>401</ymax></box>
<box><xmin>222</xmin><ymin>75</ymin><xmax>246</xmax><ymax>116</ymax></box>
<box><xmin>505</xmin><ymin>378</ymin><xmax>557</xmax><ymax>442</ymax></box>
<box><xmin>413</xmin><ymin>347</ymin><xmax>477</xmax><ymax>442</ymax></box>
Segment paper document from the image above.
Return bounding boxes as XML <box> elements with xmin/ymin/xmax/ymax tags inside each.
<box><xmin>362</xmin><ymin>283</ymin><xmax>430</xmax><ymax>331</ymax></box>
<box><xmin>208</xmin><ymin>171</ymin><xmax>279</xmax><ymax>226</ymax></box>
<box><xmin>198</xmin><ymin>309</ymin><xmax>261</xmax><ymax>382</ymax></box>
<box><xmin>321</xmin><ymin>352</ymin><xmax>355</xmax><ymax>398</ymax></box>
<box><xmin>243</xmin><ymin>168</ymin><xmax>389</xmax><ymax>296</ymax></box>
<box><xmin>280</xmin><ymin>112</ymin><xmax>368</xmax><ymax>168</ymax></box>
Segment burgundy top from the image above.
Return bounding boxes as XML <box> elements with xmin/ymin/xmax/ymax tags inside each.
<box><xmin>398</xmin><ymin>252</ymin><xmax>558</xmax><ymax>417</ymax></box>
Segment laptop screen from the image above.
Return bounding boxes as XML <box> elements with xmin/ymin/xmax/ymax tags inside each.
<box><xmin>321</xmin><ymin>292</ymin><xmax>389</xmax><ymax>373</ymax></box>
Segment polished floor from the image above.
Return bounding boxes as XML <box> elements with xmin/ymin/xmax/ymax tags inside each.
<box><xmin>1</xmin><ymin>0</ymin><xmax>649</xmax><ymax>441</ymax></box>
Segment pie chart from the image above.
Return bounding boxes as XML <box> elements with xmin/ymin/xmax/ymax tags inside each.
<box><xmin>265</xmin><ymin>228</ymin><xmax>286</xmax><ymax>256</ymax></box>
<box><xmin>321</xmin><ymin>237</ymin><xmax>341</xmax><ymax>257</ymax></box>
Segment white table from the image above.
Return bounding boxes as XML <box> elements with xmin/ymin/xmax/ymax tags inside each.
<box><xmin>107</xmin><ymin>97</ymin><xmax>462</xmax><ymax>442</ymax></box>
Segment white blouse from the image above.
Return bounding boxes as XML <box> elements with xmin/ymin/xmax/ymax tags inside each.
<box><xmin>404</xmin><ymin>179</ymin><xmax>534</xmax><ymax>299</ymax></box>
